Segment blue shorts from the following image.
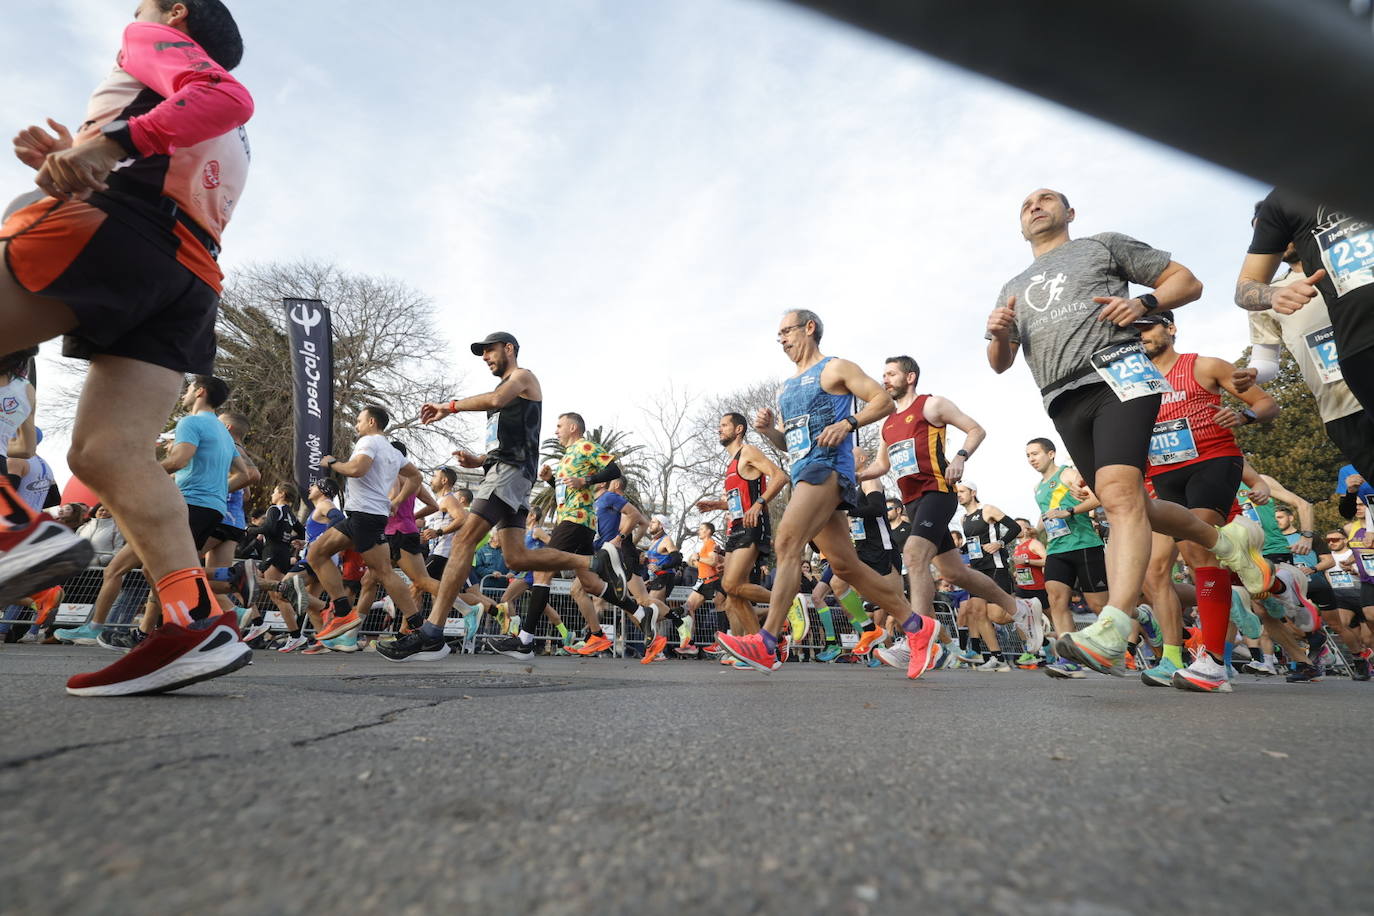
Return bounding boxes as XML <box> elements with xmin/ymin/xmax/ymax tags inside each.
<box><xmin>793</xmin><ymin>461</ymin><xmax>859</xmax><ymax>512</ymax></box>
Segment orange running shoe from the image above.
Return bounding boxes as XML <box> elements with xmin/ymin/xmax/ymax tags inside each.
<box><xmin>575</xmin><ymin>633</ymin><xmax>613</xmax><ymax>655</ymax></box>
<box><xmin>641</xmin><ymin>634</ymin><xmax>668</xmax><ymax>664</ymax></box>
<box><xmin>716</xmin><ymin>631</ymin><xmax>781</xmax><ymax>673</ymax></box>
<box><xmin>852</xmin><ymin>627</ymin><xmax>886</xmax><ymax>657</ymax></box>
<box><xmin>1125</xmin><ymin>650</ymin><xmax>1139</xmax><ymax>671</ymax></box>
<box><xmin>318</xmin><ymin>603</ymin><xmax>361</xmax><ymax>640</ymax></box>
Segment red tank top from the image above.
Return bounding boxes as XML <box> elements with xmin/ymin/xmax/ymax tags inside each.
<box><xmin>881</xmin><ymin>395</ymin><xmax>949</xmax><ymax>503</ymax></box>
<box><xmin>724</xmin><ymin>451</ymin><xmax>765</xmax><ymax>533</ymax></box>
<box><xmin>1146</xmin><ymin>353</ymin><xmax>1241</xmax><ymax>477</ymax></box>
<box><xmin>1012</xmin><ymin>540</ymin><xmax>1045</xmax><ymax>590</ymax></box>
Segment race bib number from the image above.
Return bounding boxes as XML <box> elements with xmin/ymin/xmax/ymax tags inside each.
<box><xmin>1091</xmin><ymin>340</ymin><xmax>1172</xmax><ymax>402</ymax></box>
<box><xmin>889</xmin><ymin>439</ymin><xmax>919</xmax><ymax>477</ymax></box>
<box><xmin>1316</xmin><ymin>219</ymin><xmax>1374</xmax><ymax>297</ymax></box>
<box><xmin>1358</xmin><ymin>549</ymin><xmax>1374</xmax><ymax>578</ymax></box>
<box><xmin>555</xmin><ymin>481</ymin><xmax>567</xmax><ymax>506</ymax></box>
<box><xmin>1329</xmin><ymin>569</ymin><xmax>1357</xmax><ymax>589</ymax></box>
<box><xmin>727</xmin><ymin>489</ymin><xmax>743</xmax><ymax>520</ymax></box>
<box><xmin>784</xmin><ymin>414</ymin><xmax>812</xmax><ymax>464</ymax></box>
<box><xmin>849</xmin><ymin>516</ymin><xmax>866</xmax><ymax>541</ymax></box>
<box><xmin>1148</xmin><ymin>418</ymin><xmax>1199</xmax><ymax>466</ymax></box>
<box><xmin>967</xmin><ymin>538</ymin><xmax>984</xmax><ymax>560</ymax></box>
<box><xmin>1014</xmin><ymin>566</ymin><xmax>1034</xmax><ymax>587</ymax></box>
<box><xmin>1303</xmin><ymin>326</ymin><xmax>1342</xmax><ymax>384</ymax></box>
<box><xmin>485</xmin><ymin>413</ymin><xmax>501</xmax><ymax>453</ymax></box>
<box><xmin>1238</xmin><ymin>495</ymin><xmax>1262</xmax><ymax>526</ymax></box>
<box><xmin>1043</xmin><ymin>515</ymin><xmax>1070</xmax><ymax>540</ymax></box>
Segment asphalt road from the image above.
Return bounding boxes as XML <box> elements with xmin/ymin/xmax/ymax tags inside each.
<box><xmin>2</xmin><ymin>643</ymin><xmax>1371</xmax><ymax>915</ymax></box>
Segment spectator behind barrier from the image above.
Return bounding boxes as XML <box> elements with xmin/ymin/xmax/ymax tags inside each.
<box><xmin>77</xmin><ymin>504</ymin><xmax>125</xmax><ymax>566</ymax></box>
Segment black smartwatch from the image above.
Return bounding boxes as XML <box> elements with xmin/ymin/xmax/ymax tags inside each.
<box><xmin>100</xmin><ymin>119</ymin><xmax>141</xmax><ymax>158</ymax></box>
<box><xmin>1137</xmin><ymin>293</ymin><xmax>1160</xmax><ymax>314</ymax></box>
<box><xmin>845</xmin><ymin>415</ymin><xmax>860</xmax><ymax>431</ymax></box>
<box><xmin>956</xmin><ymin>449</ymin><xmax>970</xmax><ymax>459</ymax></box>
<box><xmin>1239</xmin><ymin>408</ymin><xmax>1258</xmax><ymax>425</ymax></box>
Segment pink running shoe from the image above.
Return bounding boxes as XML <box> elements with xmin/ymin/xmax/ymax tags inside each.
<box><xmin>905</xmin><ymin>615</ymin><xmax>939</xmax><ymax>680</ymax></box>
<box><xmin>716</xmin><ymin>631</ymin><xmax>781</xmax><ymax>674</ymax></box>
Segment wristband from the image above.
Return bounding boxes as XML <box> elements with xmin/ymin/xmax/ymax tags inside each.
<box><xmin>449</xmin><ymin>400</ymin><xmax>459</xmax><ymax>413</ymax></box>
<box><xmin>100</xmin><ymin>119</ymin><xmax>141</xmax><ymax>159</ymax></box>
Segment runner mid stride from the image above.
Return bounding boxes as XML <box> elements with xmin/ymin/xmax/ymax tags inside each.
<box><xmin>377</xmin><ymin>332</ymin><xmax>628</xmax><ymax>662</ymax></box>
<box><xmin>0</xmin><ymin>1</ymin><xmax>254</xmax><ymax>695</ymax></box>
<box><xmin>717</xmin><ymin>310</ymin><xmax>941</xmax><ymax>677</ymax></box>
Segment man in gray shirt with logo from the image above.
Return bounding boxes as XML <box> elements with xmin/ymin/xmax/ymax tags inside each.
<box><xmin>986</xmin><ymin>189</ymin><xmax>1274</xmax><ymax>682</ymax></box>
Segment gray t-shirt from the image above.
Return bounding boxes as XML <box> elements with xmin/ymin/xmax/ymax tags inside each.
<box><xmin>994</xmin><ymin>233</ymin><xmax>1172</xmax><ymax>408</ymax></box>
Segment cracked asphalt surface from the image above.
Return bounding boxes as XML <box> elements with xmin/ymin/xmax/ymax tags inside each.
<box><xmin>3</xmin><ymin>644</ymin><xmax>1372</xmax><ymax>915</ymax></box>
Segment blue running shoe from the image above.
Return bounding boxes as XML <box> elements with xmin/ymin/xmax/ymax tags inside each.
<box><xmin>54</xmin><ymin>623</ymin><xmax>103</xmax><ymax>645</ymax></box>
<box><xmin>1140</xmin><ymin>656</ymin><xmax>1181</xmax><ymax>687</ymax></box>
<box><xmin>462</xmin><ymin>605</ymin><xmax>484</xmax><ymax>653</ymax></box>
<box><xmin>1135</xmin><ymin>604</ymin><xmax>1163</xmax><ymax>648</ymax></box>
<box><xmin>816</xmin><ymin>644</ymin><xmax>843</xmax><ymax>662</ymax></box>
<box><xmin>1044</xmin><ymin>661</ymin><xmax>1087</xmax><ymax>679</ymax></box>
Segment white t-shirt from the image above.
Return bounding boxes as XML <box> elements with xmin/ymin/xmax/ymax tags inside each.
<box><xmin>0</xmin><ymin>376</ymin><xmax>32</xmax><ymax>461</ymax></box>
<box><xmin>1248</xmin><ymin>271</ymin><xmax>1361</xmax><ymax>424</ymax></box>
<box><xmin>345</xmin><ymin>435</ymin><xmax>406</xmax><ymax>516</ymax></box>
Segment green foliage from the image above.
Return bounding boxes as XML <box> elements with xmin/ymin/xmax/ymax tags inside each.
<box><xmin>1231</xmin><ymin>345</ymin><xmax>1346</xmax><ymax>534</ymax></box>
<box><xmin>530</xmin><ymin>425</ymin><xmax>648</xmax><ymax>519</ymax></box>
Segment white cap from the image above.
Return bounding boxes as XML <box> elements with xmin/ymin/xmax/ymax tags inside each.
<box><xmin>654</xmin><ymin>515</ymin><xmax>669</xmax><ymax>528</ymax></box>
<box><xmin>959</xmin><ymin>480</ymin><xmax>977</xmax><ymax>492</ymax></box>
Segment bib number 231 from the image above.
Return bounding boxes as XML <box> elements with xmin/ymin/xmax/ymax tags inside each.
<box><xmin>1092</xmin><ymin>340</ymin><xmax>1171</xmax><ymax>402</ymax></box>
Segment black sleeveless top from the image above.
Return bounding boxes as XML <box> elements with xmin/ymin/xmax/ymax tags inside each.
<box><xmin>485</xmin><ymin>396</ymin><xmax>542</xmax><ymax>480</ymax></box>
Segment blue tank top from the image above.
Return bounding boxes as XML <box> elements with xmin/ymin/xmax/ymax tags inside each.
<box><xmin>778</xmin><ymin>356</ymin><xmax>855</xmax><ymax>484</ymax></box>
<box><xmin>645</xmin><ymin>535</ymin><xmax>670</xmax><ymax>568</ymax></box>
<box><xmin>525</xmin><ymin>530</ymin><xmax>543</xmax><ymax>552</ymax></box>
<box><xmin>224</xmin><ymin>489</ymin><xmax>246</xmax><ymax>527</ymax></box>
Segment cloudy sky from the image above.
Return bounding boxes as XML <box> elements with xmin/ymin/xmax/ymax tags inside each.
<box><xmin>1</xmin><ymin>0</ymin><xmax>1268</xmax><ymax>523</ymax></box>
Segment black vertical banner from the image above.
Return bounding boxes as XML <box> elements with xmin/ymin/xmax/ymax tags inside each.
<box><xmin>284</xmin><ymin>298</ymin><xmax>333</xmax><ymax>495</ymax></box>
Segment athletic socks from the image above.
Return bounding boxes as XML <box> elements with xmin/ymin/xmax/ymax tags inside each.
<box><xmin>901</xmin><ymin>613</ymin><xmax>926</xmax><ymax>635</ymax></box>
<box><xmin>156</xmin><ymin>568</ymin><xmax>218</xmax><ymax>629</ymax></box>
<box><xmin>421</xmin><ymin>621</ymin><xmax>444</xmax><ymax>641</ymax></box>
<box><xmin>1195</xmin><ymin>567</ymin><xmax>1230</xmax><ymax>658</ymax></box>
<box><xmin>1163</xmin><ymin>644</ymin><xmax>1184</xmax><ymax>667</ymax></box>
<box><xmin>957</xmin><ymin>627</ymin><xmax>970</xmax><ymax>650</ymax></box>
<box><xmin>0</xmin><ymin>477</ymin><xmax>41</xmax><ymax>530</ymax></box>
<box><xmin>1222</xmin><ymin>641</ymin><xmax>1235</xmax><ymax>672</ymax></box>
<box><xmin>556</xmin><ymin>622</ymin><xmax>570</xmax><ymax>641</ymax></box>
<box><xmin>817</xmin><ymin>605</ymin><xmax>838</xmax><ymax>643</ymax></box>
<box><xmin>759</xmin><ymin>628</ymin><xmax>779</xmax><ymax>654</ymax></box>
<box><xmin>526</xmin><ymin>584</ymin><xmax>551</xmax><ymax>626</ymax></box>
<box><xmin>837</xmin><ymin>588</ymin><xmax>870</xmax><ymax>629</ymax></box>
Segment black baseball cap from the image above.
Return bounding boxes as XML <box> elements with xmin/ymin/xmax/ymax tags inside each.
<box><xmin>1132</xmin><ymin>310</ymin><xmax>1175</xmax><ymax>327</ymax></box>
<box><xmin>470</xmin><ymin>331</ymin><xmax>519</xmax><ymax>355</ymax></box>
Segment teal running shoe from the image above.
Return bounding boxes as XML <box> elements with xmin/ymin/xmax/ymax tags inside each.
<box><xmin>1044</xmin><ymin>661</ymin><xmax>1087</xmax><ymax>679</ymax></box>
<box><xmin>327</xmin><ymin>632</ymin><xmax>360</xmax><ymax>653</ymax></box>
<box><xmin>816</xmin><ymin>644</ymin><xmax>843</xmax><ymax>662</ymax></box>
<box><xmin>1228</xmin><ymin>588</ymin><xmax>1262</xmax><ymax>639</ymax></box>
<box><xmin>54</xmin><ymin>623</ymin><xmax>103</xmax><ymax>645</ymax></box>
<box><xmin>1140</xmin><ymin>656</ymin><xmax>1181</xmax><ymax>687</ymax></box>
<box><xmin>462</xmin><ymin>606</ymin><xmax>483</xmax><ymax>653</ymax></box>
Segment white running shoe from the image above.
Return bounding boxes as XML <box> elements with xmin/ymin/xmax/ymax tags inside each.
<box><xmin>1171</xmin><ymin>651</ymin><xmax>1233</xmax><ymax>693</ymax></box>
<box><xmin>976</xmin><ymin>655</ymin><xmax>1012</xmax><ymax>672</ymax></box>
<box><xmin>277</xmin><ymin>634</ymin><xmax>309</xmax><ymax>653</ymax></box>
<box><xmin>876</xmin><ymin>638</ymin><xmax>910</xmax><ymax>669</ymax></box>
<box><xmin>0</xmin><ymin>520</ymin><xmax>94</xmax><ymax>607</ymax></box>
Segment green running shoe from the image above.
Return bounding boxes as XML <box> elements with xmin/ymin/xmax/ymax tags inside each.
<box><xmin>1228</xmin><ymin>588</ymin><xmax>1262</xmax><ymax>639</ymax></box>
<box><xmin>1055</xmin><ymin>612</ymin><xmax>1128</xmax><ymax>676</ymax></box>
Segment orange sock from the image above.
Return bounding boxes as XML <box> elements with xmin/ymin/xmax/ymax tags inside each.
<box><xmin>157</xmin><ymin>568</ymin><xmax>217</xmax><ymax>629</ymax></box>
<box><xmin>0</xmin><ymin>476</ymin><xmax>41</xmax><ymax>530</ymax></box>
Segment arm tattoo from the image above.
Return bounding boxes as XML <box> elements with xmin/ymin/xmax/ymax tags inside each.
<box><xmin>1235</xmin><ymin>279</ymin><xmax>1276</xmax><ymax>311</ymax></box>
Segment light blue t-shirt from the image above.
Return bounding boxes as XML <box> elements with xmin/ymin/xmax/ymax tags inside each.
<box><xmin>1335</xmin><ymin>464</ymin><xmax>1374</xmax><ymax>500</ymax></box>
<box><xmin>174</xmin><ymin>412</ymin><xmax>235</xmax><ymax>516</ymax></box>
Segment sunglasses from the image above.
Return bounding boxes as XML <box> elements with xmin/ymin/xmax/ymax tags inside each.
<box><xmin>1326</xmin><ymin>537</ymin><xmax>1346</xmax><ymax>543</ymax></box>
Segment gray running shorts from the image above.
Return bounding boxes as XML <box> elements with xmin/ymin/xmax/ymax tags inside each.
<box><xmin>471</xmin><ymin>462</ymin><xmax>533</xmax><ymax>529</ymax></box>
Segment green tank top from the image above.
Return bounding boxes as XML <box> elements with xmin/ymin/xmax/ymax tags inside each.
<box><xmin>1237</xmin><ymin>484</ymin><xmax>1290</xmax><ymax>557</ymax></box>
<box><xmin>1034</xmin><ymin>467</ymin><xmax>1103</xmax><ymax>554</ymax></box>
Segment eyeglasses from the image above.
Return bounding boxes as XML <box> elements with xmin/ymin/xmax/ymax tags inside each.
<box><xmin>776</xmin><ymin>323</ymin><xmax>805</xmax><ymax>341</ymax></box>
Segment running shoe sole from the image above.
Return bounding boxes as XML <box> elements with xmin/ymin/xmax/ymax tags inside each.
<box><xmin>318</xmin><ymin>614</ymin><xmax>362</xmax><ymax>640</ymax></box>
<box><xmin>67</xmin><ymin>629</ymin><xmax>252</xmax><ymax>697</ymax></box>
<box><xmin>1170</xmin><ymin>671</ymin><xmax>1232</xmax><ymax>693</ymax></box>
<box><xmin>377</xmin><ymin>641</ymin><xmax>450</xmax><ymax>662</ymax></box>
<box><xmin>1054</xmin><ymin>634</ymin><xmax>1125</xmax><ymax>677</ymax></box>
<box><xmin>0</xmin><ymin>523</ymin><xmax>94</xmax><ymax>608</ymax></box>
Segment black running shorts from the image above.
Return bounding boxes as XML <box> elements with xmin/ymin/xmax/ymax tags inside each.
<box><xmin>1045</xmin><ymin>546</ymin><xmax>1109</xmax><ymax>593</ymax></box>
<box><xmin>187</xmin><ymin>504</ymin><xmax>223</xmax><ymax>552</ymax></box>
<box><xmin>332</xmin><ymin>511</ymin><xmax>389</xmax><ymax>553</ymax></box>
<box><xmin>2</xmin><ymin>195</ymin><xmax>220</xmax><ymax>374</ymax></box>
<box><xmin>1148</xmin><ymin>455</ymin><xmax>1243</xmax><ymax>518</ymax></box>
<box><xmin>903</xmin><ymin>490</ymin><xmax>957</xmax><ymax>554</ymax></box>
<box><xmin>1047</xmin><ymin>382</ymin><xmax>1160</xmax><ymax>491</ymax></box>
<box><xmin>548</xmin><ymin>520</ymin><xmax>594</xmax><ymax>556</ymax></box>
<box><xmin>387</xmin><ymin>531</ymin><xmax>424</xmax><ymax>564</ymax></box>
